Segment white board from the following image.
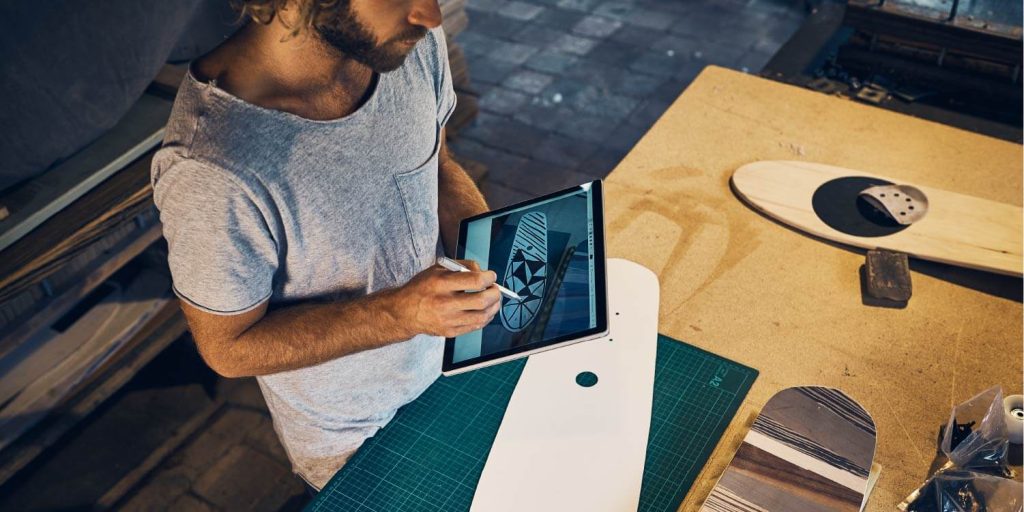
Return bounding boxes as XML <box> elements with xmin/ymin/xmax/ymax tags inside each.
<box><xmin>471</xmin><ymin>258</ymin><xmax>659</xmax><ymax>512</ymax></box>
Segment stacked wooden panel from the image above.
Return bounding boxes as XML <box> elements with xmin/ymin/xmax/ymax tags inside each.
<box><xmin>0</xmin><ymin>79</ymin><xmax>185</xmax><ymax>485</ymax></box>
<box><xmin>841</xmin><ymin>0</ymin><xmax>1022</xmax><ymax>124</ymax></box>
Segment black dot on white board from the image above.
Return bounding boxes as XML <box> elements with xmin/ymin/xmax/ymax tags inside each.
<box><xmin>575</xmin><ymin>371</ymin><xmax>598</xmax><ymax>388</ymax></box>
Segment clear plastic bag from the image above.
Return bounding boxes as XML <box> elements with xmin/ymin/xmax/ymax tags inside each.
<box><xmin>907</xmin><ymin>470</ymin><xmax>1022</xmax><ymax>512</ymax></box>
<box><xmin>940</xmin><ymin>387</ymin><xmax>1010</xmax><ymax>476</ymax></box>
<box><xmin>902</xmin><ymin>386</ymin><xmax>1023</xmax><ymax>512</ymax></box>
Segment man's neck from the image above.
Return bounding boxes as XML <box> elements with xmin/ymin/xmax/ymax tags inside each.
<box><xmin>194</xmin><ymin>21</ymin><xmax>376</xmax><ymax>121</ymax></box>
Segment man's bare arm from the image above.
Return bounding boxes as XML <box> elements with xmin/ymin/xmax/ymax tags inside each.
<box><xmin>184</xmin><ymin>263</ymin><xmax>500</xmax><ymax>378</ymax></box>
<box><xmin>185</xmin><ymin>132</ymin><xmax>493</xmax><ymax>379</ymax></box>
<box><xmin>437</xmin><ymin>129</ymin><xmax>489</xmax><ymax>256</ymax></box>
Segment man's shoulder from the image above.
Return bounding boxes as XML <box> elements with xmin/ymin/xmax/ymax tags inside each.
<box><xmin>151</xmin><ymin>148</ymin><xmax>250</xmax><ymax>207</ymax></box>
<box><xmin>426</xmin><ymin>26</ymin><xmax>446</xmax><ymax>48</ymax></box>
<box><xmin>416</xmin><ymin>26</ymin><xmax>448</xmax><ymax>72</ymax></box>
<box><xmin>158</xmin><ymin>72</ymin><xmax>293</xmax><ymax>186</ymax></box>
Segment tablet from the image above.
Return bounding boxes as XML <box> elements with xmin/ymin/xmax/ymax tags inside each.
<box><xmin>442</xmin><ymin>180</ymin><xmax>608</xmax><ymax>375</ymax></box>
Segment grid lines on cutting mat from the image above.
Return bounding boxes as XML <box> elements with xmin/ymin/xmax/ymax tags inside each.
<box><xmin>307</xmin><ymin>335</ymin><xmax>757</xmax><ymax>512</ymax></box>
<box><xmin>308</xmin><ymin>360</ymin><xmax>526</xmax><ymax>512</ymax></box>
<box><xmin>639</xmin><ymin>339</ymin><xmax>756</xmax><ymax>511</ymax></box>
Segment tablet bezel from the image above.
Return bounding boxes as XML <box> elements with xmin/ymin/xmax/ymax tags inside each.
<box><xmin>442</xmin><ymin>180</ymin><xmax>608</xmax><ymax>375</ymax></box>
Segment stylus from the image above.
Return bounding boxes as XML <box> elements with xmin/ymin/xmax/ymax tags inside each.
<box><xmin>436</xmin><ymin>257</ymin><xmax>523</xmax><ymax>301</ymax></box>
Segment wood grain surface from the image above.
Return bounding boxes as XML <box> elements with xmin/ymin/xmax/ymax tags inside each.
<box><xmin>0</xmin><ymin>152</ymin><xmax>154</xmax><ymax>299</ymax></box>
<box><xmin>731</xmin><ymin>160</ymin><xmax>1022</xmax><ymax>276</ymax></box>
<box><xmin>601</xmin><ymin>66</ymin><xmax>1022</xmax><ymax>510</ymax></box>
<box><xmin>701</xmin><ymin>387</ymin><xmax>876</xmax><ymax>512</ymax></box>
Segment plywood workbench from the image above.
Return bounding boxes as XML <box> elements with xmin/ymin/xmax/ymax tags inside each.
<box><xmin>602</xmin><ymin>66</ymin><xmax>1023</xmax><ymax>510</ymax></box>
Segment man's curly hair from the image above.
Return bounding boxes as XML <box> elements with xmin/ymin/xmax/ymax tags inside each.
<box><xmin>231</xmin><ymin>0</ymin><xmax>348</xmax><ymax>39</ymax></box>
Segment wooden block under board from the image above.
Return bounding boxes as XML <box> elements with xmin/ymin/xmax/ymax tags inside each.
<box><xmin>861</xmin><ymin>249</ymin><xmax>912</xmax><ymax>308</ymax></box>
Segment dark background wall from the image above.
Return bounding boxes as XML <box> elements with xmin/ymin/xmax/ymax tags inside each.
<box><xmin>0</xmin><ymin>0</ymin><xmax>239</xmax><ymax>193</ymax></box>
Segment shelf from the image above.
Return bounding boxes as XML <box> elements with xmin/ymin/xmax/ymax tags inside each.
<box><xmin>0</xmin><ymin>222</ymin><xmax>162</xmax><ymax>362</ymax></box>
<box><xmin>0</xmin><ymin>300</ymin><xmax>187</xmax><ymax>486</ymax></box>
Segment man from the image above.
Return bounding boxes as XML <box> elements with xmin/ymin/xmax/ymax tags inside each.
<box><xmin>151</xmin><ymin>0</ymin><xmax>501</xmax><ymax>490</ymax></box>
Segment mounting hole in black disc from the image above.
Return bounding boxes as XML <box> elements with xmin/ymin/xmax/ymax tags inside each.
<box><xmin>575</xmin><ymin>371</ymin><xmax>598</xmax><ymax>388</ymax></box>
<box><xmin>811</xmin><ymin>177</ymin><xmax>911</xmax><ymax>237</ymax></box>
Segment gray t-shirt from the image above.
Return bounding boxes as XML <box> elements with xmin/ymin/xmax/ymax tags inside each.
<box><xmin>152</xmin><ymin>27</ymin><xmax>456</xmax><ymax>488</ymax></box>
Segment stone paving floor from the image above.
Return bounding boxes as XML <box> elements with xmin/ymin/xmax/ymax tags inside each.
<box><xmin>450</xmin><ymin>0</ymin><xmax>807</xmax><ymax>209</ymax></box>
<box><xmin>117</xmin><ymin>370</ymin><xmax>309</xmax><ymax>512</ymax></box>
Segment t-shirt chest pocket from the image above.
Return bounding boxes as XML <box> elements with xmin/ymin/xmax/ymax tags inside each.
<box><xmin>394</xmin><ymin>135</ymin><xmax>441</xmax><ymax>271</ymax></box>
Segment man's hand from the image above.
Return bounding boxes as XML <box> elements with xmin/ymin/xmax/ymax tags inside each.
<box><xmin>390</xmin><ymin>260</ymin><xmax>502</xmax><ymax>338</ymax></box>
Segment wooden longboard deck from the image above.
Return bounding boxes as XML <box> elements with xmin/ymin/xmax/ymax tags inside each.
<box><xmin>732</xmin><ymin>161</ymin><xmax>1023</xmax><ymax>277</ymax></box>
<box><xmin>701</xmin><ymin>387</ymin><xmax>877</xmax><ymax>512</ymax></box>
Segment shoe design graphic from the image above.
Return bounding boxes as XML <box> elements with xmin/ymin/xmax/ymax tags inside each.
<box><xmin>500</xmin><ymin>212</ymin><xmax>547</xmax><ymax>332</ymax></box>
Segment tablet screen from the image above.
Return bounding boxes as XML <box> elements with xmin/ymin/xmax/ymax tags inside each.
<box><xmin>446</xmin><ymin>181</ymin><xmax>607</xmax><ymax>372</ymax></box>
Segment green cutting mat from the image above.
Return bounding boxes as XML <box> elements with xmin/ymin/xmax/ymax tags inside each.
<box><xmin>307</xmin><ymin>335</ymin><xmax>757</xmax><ymax>512</ymax></box>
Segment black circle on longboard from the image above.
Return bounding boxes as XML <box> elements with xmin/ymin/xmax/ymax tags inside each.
<box><xmin>575</xmin><ymin>371</ymin><xmax>598</xmax><ymax>387</ymax></box>
<box><xmin>812</xmin><ymin>177</ymin><xmax>911</xmax><ymax>237</ymax></box>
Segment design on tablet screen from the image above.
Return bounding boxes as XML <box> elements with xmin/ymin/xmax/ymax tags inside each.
<box><xmin>500</xmin><ymin>212</ymin><xmax>547</xmax><ymax>332</ymax></box>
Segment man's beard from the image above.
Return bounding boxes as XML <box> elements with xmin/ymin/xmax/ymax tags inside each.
<box><xmin>315</xmin><ymin>5</ymin><xmax>427</xmax><ymax>73</ymax></box>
